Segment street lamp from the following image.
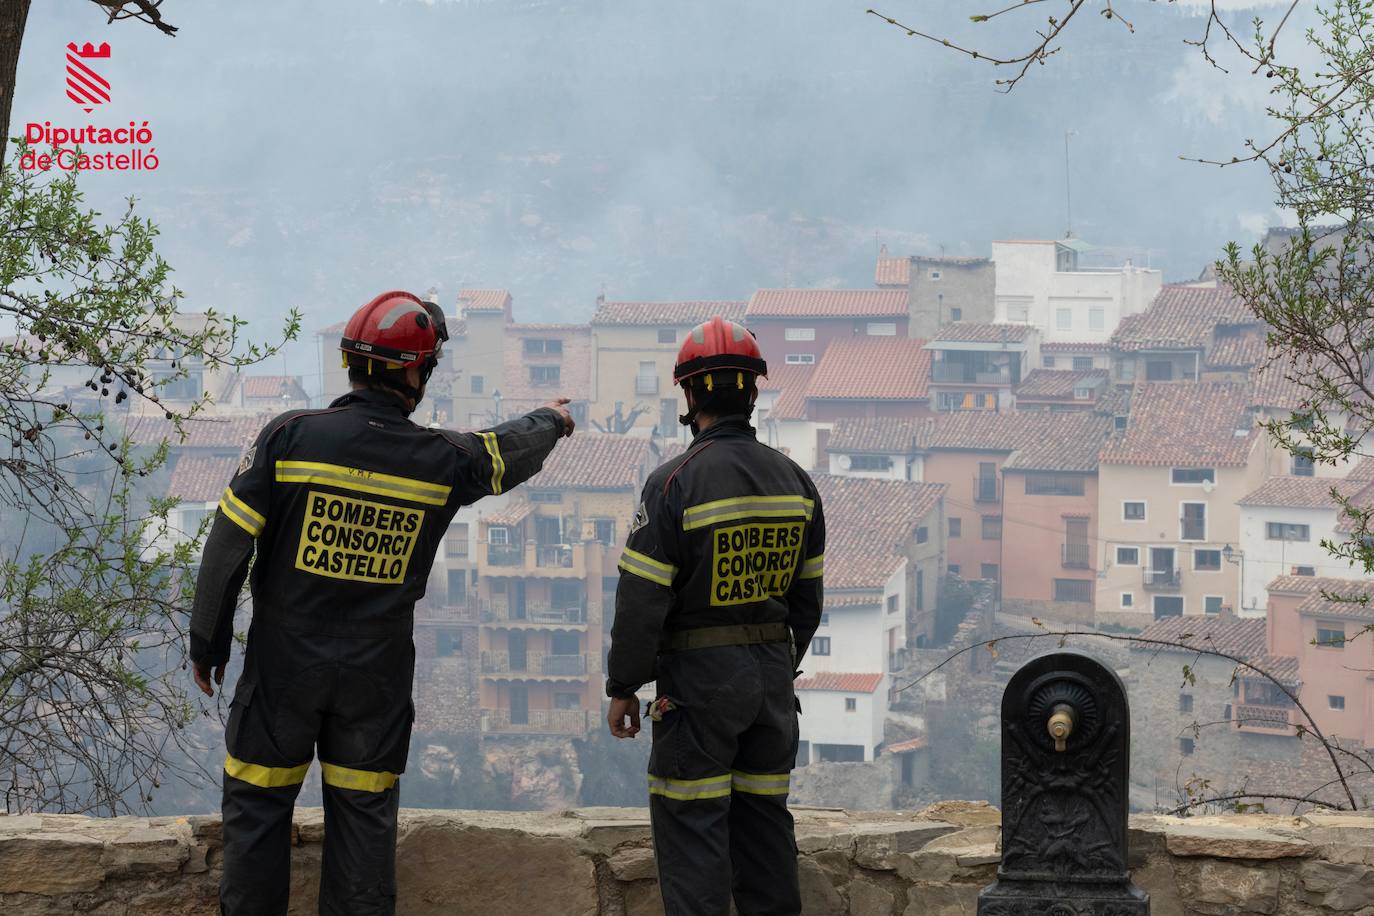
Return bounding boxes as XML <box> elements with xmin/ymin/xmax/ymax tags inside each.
<box><xmin>1223</xmin><ymin>544</ymin><xmax>1245</xmax><ymax>613</ymax></box>
<box><xmin>492</xmin><ymin>389</ymin><xmax>503</xmax><ymax>423</ymax></box>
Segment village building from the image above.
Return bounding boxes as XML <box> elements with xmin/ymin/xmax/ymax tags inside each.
<box><xmin>1108</xmin><ymin>284</ymin><xmax>1255</xmax><ymax>385</ymax></box>
<box><xmin>1039</xmin><ymin>340</ymin><xmax>1112</xmax><ymax>371</ymax></box>
<box><xmin>824</xmin><ymin>417</ymin><xmax>928</xmax><ymax>481</ymax></box>
<box><xmin>495</xmin><ymin>323</ymin><xmax>591</xmax><ymax>431</ymax></box>
<box><xmin>743</xmin><ymin>288</ymin><xmax>909</xmax><ymax>370</ymax></box>
<box><xmin>1012</xmin><ymin>369</ymin><xmax>1111</xmax><ymax>412</ymax></box>
<box><xmin>924</xmin><ymin>322</ymin><xmax>1039</xmax><ymax>413</ymax></box>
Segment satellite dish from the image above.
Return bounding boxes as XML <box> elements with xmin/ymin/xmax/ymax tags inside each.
<box><xmin>838</xmin><ymin>454</ymin><xmax>852</xmax><ymax>470</ymax></box>
<box><xmin>1201</xmin><ymin>479</ymin><xmax>1215</xmax><ymax>494</ymax></box>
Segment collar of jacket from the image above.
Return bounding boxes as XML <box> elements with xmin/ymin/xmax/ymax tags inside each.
<box><xmin>329</xmin><ymin>386</ymin><xmax>413</xmax><ymax>415</ymax></box>
<box><xmin>692</xmin><ymin>415</ymin><xmax>757</xmax><ymax>445</ymax></box>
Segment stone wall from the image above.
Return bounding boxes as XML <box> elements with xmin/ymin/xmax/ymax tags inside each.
<box><xmin>4</xmin><ymin>803</ymin><xmax>1374</xmax><ymax>915</ymax></box>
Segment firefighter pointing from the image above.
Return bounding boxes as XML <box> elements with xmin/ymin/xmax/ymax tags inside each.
<box><xmin>607</xmin><ymin>316</ymin><xmax>825</xmax><ymax>916</ymax></box>
<box><xmin>188</xmin><ymin>291</ymin><xmax>573</xmax><ymax>915</ymax></box>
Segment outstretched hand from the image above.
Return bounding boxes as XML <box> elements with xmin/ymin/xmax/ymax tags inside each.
<box><xmin>193</xmin><ymin>660</ymin><xmax>225</xmax><ymax>698</ymax></box>
<box><xmin>544</xmin><ymin>397</ymin><xmax>576</xmax><ymax>437</ymax></box>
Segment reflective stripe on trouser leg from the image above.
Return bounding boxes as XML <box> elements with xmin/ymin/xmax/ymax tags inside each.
<box><xmin>649</xmin><ymin>784</ymin><xmax>734</xmax><ymax>916</ymax></box>
<box><xmin>730</xmin><ymin>770</ymin><xmax>790</xmax><ymax>796</ymax></box>
<box><xmin>220</xmin><ymin>758</ymin><xmax>310</xmax><ymax>916</ymax></box>
<box><xmin>319</xmin><ymin>777</ymin><xmax>401</xmax><ymax>916</ymax></box>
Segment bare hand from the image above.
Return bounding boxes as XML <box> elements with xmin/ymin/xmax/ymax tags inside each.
<box><xmin>607</xmin><ymin>696</ymin><xmax>641</xmax><ymax>738</ymax></box>
<box><xmin>193</xmin><ymin>660</ymin><xmax>225</xmax><ymax>698</ymax></box>
<box><xmin>544</xmin><ymin>397</ymin><xmax>576</xmax><ymax>437</ymax></box>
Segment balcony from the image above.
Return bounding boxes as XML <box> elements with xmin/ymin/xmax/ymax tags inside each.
<box><xmin>1231</xmin><ymin>704</ymin><xmax>1297</xmax><ymax>735</ymax></box>
<box><xmin>1061</xmin><ymin>543</ymin><xmax>1091</xmax><ymax>569</ymax></box>
<box><xmin>445</xmin><ymin>539</ymin><xmax>469</xmax><ymax>560</ymax></box>
<box><xmin>480</xmin><ymin>651</ymin><xmax>592</xmax><ymax>678</ymax></box>
<box><xmin>635</xmin><ymin>375</ymin><xmax>659</xmax><ymax>396</ymax></box>
<box><xmin>536</xmin><ymin>544</ymin><xmax>574</xmax><ymax>568</ymax></box>
<box><xmin>415</xmin><ymin>602</ymin><xmax>480</xmax><ymax>626</ymax></box>
<box><xmin>931</xmin><ymin>364</ymin><xmax>1014</xmax><ymax>385</ymax></box>
<box><xmin>486</xmin><ymin>544</ymin><xmax>524</xmax><ymax>566</ymax></box>
<box><xmin>973</xmin><ymin>476</ymin><xmax>1000</xmax><ymax>503</ymax></box>
<box><xmin>483</xmin><ymin>603</ymin><xmax>588</xmax><ymax>626</ymax></box>
<box><xmin>1142</xmin><ymin>567</ymin><xmax>1180</xmax><ymax>590</ymax></box>
<box><xmin>483</xmin><ymin>708</ymin><xmax>595</xmax><ymax>736</ymax></box>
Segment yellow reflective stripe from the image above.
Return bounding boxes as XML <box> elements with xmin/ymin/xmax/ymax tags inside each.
<box><xmin>224</xmin><ymin>754</ymin><xmax>310</xmax><ymax>788</ymax></box>
<box><xmin>799</xmin><ymin>553</ymin><xmax>824</xmax><ymax>580</ymax></box>
<box><xmin>682</xmin><ymin>495</ymin><xmax>815</xmax><ymax>531</ymax></box>
<box><xmin>731</xmin><ymin>770</ymin><xmax>791</xmax><ymax>796</ymax></box>
<box><xmin>618</xmin><ymin>548</ymin><xmax>677</xmax><ymax>587</ymax></box>
<box><xmin>320</xmin><ymin>761</ymin><xmax>398</xmax><ymax>793</ymax></box>
<box><xmin>219</xmin><ymin>488</ymin><xmax>265</xmax><ymax>537</ymax></box>
<box><xmin>275</xmin><ymin>460</ymin><xmax>451</xmax><ymax>506</ymax></box>
<box><xmin>479</xmin><ymin>432</ymin><xmax>506</xmax><ymax>495</ymax></box>
<box><xmin>648</xmin><ymin>773</ymin><xmax>732</xmax><ymax>801</ymax></box>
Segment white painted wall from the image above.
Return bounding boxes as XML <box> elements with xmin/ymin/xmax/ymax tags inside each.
<box><xmin>827</xmin><ymin>451</ymin><xmax>921</xmax><ymax>481</ymax></box>
<box><xmin>797</xmin><ymin>685</ymin><xmax>886</xmax><ymax>761</ymax></box>
<box><xmin>1239</xmin><ymin>503</ymin><xmax>1365</xmax><ymax>612</ymax></box>
<box><xmin>761</xmin><ymin>417</ymin><xmax>826</xmax><ymax>469</ymax></box>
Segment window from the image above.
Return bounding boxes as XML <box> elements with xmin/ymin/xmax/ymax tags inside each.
<box><xmin>529</xmin><ymin>491</ymin><xmax>561</xmax><ymax>503</ymax></box>
<box><xmin>488</xmin><ymin>526</ymin><xmax>509</xmax><ymax>545</ymax></box>
<box><xmin>471</xmin><ymin>374</ymin><xmax>484</xmax><ymax>394</ymax></box>
<box><xmin>1293</xmin><ymin>448</ymin><xmax>1316</xmax><ymax>476</ymax></box>
<box><xmin>981</xmin><ymin>516</ymin><xmax>1002</xmax><ymax>540</ymax></box>
<box><xmin>1123</xmin><ymin>501</ymin><xmax>1146</xmax><ymax>521</ymax></box>
<box><xmin>785</xmin><ymin>354</ymin><xmax>816</xmax><ymax>365</ymax></box>
<box><xmin>784</xmin><ymin>327</ymin><xmax>816</xmax><ymax>341</ymax></box>
<box><xmin>1056</xmin><ymin>308</ymin><xmax>1072</xmax><ymax>330</ymax></box>
<box><xmin>850</xmin><ymin>454</ymin><xmax>893</xmax><ymax>471</ymax></box>
<box><xmin>1114</xmin><ymin>415</ymin><xmax>1128</xmax><ymax>431</ymax></box>
<box><xmin>845</xmin><ymin>697</ymin><xmax>858</xmax><ymax>712</ymax></box>
<box><xmin>915</xmin><ymin>569</ymin><xmax>924</xmax><ymax>611</ymax></box>
<box><xmin>1204</xmin><ymin>595</ymin><xmax>1224</xmax><ymax>615</ymax></box>
<box><xmin>1054</xmin><ymin>579</ymin><xmax>1092</xmax><ymax>603</ymax></box>
<box><xmin>948</xmin><ymin>564</ymin><xmax>960</xmax><ymax>576</ymax></box>
<box><xmin>1266</xmin><ymin>522</ymin><xmax>1311</xmax><ymax>542</ymax></box>
<box><xmin>916</xmin><ymin>526</ymin><xmax>929</xmax><ymax>544</ymax></box>
<box><xmin>436</xmin><ymin>629</ymin><xmax>464</xmax><ymax>657</ymax></box>
<box><xmin>980</xmin><ymin>563</ymin><xmax>999</xmax><ymax>581</ymax></box>
<box><xmin>1179</xmin><ymin>737</ymin><xmax>1195</xmax><ymax>756</ymax></box>
<box><xmin>1120</xmin><ymin>592</ymin><xmax>1134</xmax><ymax>608</ymax></box>
<box><xmin>950</xmin><ymin>307</ymin><xmax>963</xmax><ymax>321</ymax></box>
<box><xmin>1194</xmin><ymin>549</ymin><xmax>1222</xmax><ymax>571</ymax></box>
<box><xmin>1180</xmin><ymin>503</ymin><xmax>1207</xmax><ymax>541</ymax></box>
<box><xmin>1153</xmin><ymin>595</ymin><xmax>1184</xmax><ymax>618</ymax></box>
<box><xmin>1024</xmin><ymin>473</ymin><xmax>1085</xmax><ymax>496</ymax></box>
<box><xmin>948</xmin><ymin>517</ymin><xmax>962</xmax><ymax>538</ymax></box>
<box><xmin>867</xmin><ymin>322</ymin><xmax>897</xmax><ymax>336</ymax></box>
<box><xmin>1329</xmin><ymin>695</ymin><xmax>1346</xmax><ymax>711</ymax></box>
<box><xmin>1116</xmin><ymin>547</ymin><xmax>1140</xmax><ymax>566</ymax></box>
<box><xmin>1119</xmin><ymin>360</ymin><xmax>1136</xmax><ymax>381</ymax></box>
<box><xmin>1293</xmin><ymin>565</ymin><xmax>1316</xmax><ymax>576</ymax></box>
<box><xmin>447</xmin><ymin>569</ymin><xmax>467</xmax><ymax>603</ymax></box>
<box><xmin>1088</xmin><ymin>308</ymin><xmax>1105</xmax><ymax>331</ymax></box>
<box><xmin>1006</xmin><ymin>303</ymin><xmax>1030</xmax><ymax>323</ymax></box>
<box><xmin>592</xmin><ymin>518</ymin><xmax>616</xmax><ymax>545</ymax></box>
<box><xmin>1316</xmin><ymin>626</ymin><xmax>1346</xmax><ymax>648</ymax></box>
<box><xmin>657</xmin><ymin>328</ymin><xmax>677</xmax><ymax>344</ymax></box>
<box><xmin>554</xmin><ymin>692</ymin><xmax>582</xmax><ymax>710</ymax></box>
<box><xmin>1072</xmin><ymin>356</ymin><xmax>1094</xmax><ymax>371</ymax></box>
<box><xmin>1179</xmin><ymin>694</ymin><xmax>1194</xmax><ymax>713</ymax></box>
<box><xmin>1042</xmin><ymin>355</ymin><xmax>1057</xmax><ymax>368</ymax></box>
<box><xmin>1171</xmin><ymin>468</ymin><xmax>1216</xmax><ymax>485</ymax></box>
<box><xmin>812</xmin><ymin>637</ymin><xmax>832</xmax><ymax>656</ymax></box>
<box><xmin>929</xmin><ymin>269</ymin><xmax>943</xmax><ymax>280</ymax></box>
<box><xmin>1146</xmin><ymin>360</ymin><xmax>1174</xmax><ymax>381</ymax></box>
<box><xmin>819</xmin><ymin>612</ymin><xmax>830</xmax><ymax>627</ymax></box>
<box><xmin>523</xmin><ymin>338</ymin><xmax>563</xmax><ymax>355</ymax></box>
<box><xmin>529</xmin><ymin>365</ymin><xmax>560</xmax><ymax>385</ymax></box>
<box><xmin>888</xmin><ymin>594</ymin><xmax>899</xmax><ymax>615</ymax></box>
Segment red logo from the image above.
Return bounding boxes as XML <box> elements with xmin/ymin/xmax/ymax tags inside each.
<box><xmin>66</xmin><ymin>42</ymin><xmax>111</xmax><ymax>113</ymax></box>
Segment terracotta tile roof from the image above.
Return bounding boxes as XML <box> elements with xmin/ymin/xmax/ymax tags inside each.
<box><xmin>1295</xmin><ymin>580</ymin><xmax>1374</xmax><ymax>620</ymax></box>
<box><xmin>814</xmin><ymin>474</ymin><xmax>945</xmax><ymax>589</ymax></box>
<box><xmin>883</xmin><ymin>736</ymin><xmax>928</xmax><ymax>753</ymax></box>
<box><xmin>793</xmin><ymin>672</ymin><xmax>883</xmax><ymax>693</ymax></box>
<box><xmin>1239</xmin><ymin>476</ymin><xmax>1368</xmax><ymax>509</ymax></box>
<box><xmin>929</xmin><ymin>322</ymin><xmax>1035</xmax><ymax>344</ymax></box>
<box><xmin>806</xmin><ymin>337</ymin><xmax>931</xmax><ymax>401</ymax></box>
<box><xmin>123</xmin><ymin>412</ymin><xmax>273</xmax><ymax>451</ymax></box>
<box><xmin>526</xmin><ymin>434</ymin><xmax>656</xmax><ymax>491</ymax></box>
<box><xmin>746</xmin><ymin>289</ymin><xmax>908</xmax><ymax>319</ymax></box>
<box><xmin>827</xmin><ymin>417</ymin><xmax>930</xmax><ymax>454</ymax></box>
<box><xmin>239</xmin><ymin>375</ymin><xmax>309</xmax><ymax>401</ymax></box>
<box><xmin>483</xmin><ymin>501</ymin><xmax>534</xmax><ymax>527</ymax></box>
<box><xmin>1015</xmin><ymin>369</ymin><xmax>1110</xmax><ymax>401</ymax></box>
<box><xmin>1255</xmin><ymin>654</ymin><xmax>1300</xmax><ymax>684</ymax></box>
<box><xmin>1099</xmin><ymin>382</ymin><xmax>1256</xmax><ymax>467</ymax></box>
<box><xmin>1043</xmin><ymin>341</ymin><xmax>1111</xmax><ymax>353</ymax></box>
<box><xmin>592</xmin><ymin>300</ymin><xmax>746</xmax><ymax>326</ymax></box>
<box><xmin>1093</xmin><ymin>384</ymin><xmax>1134</xmax><ymax>418</ymax></box>
<box><xmin>1332</xmin><ymin>480</ymin><xmax>1374</xmax><ymax>535</ymax></box>
<box><xmin>760</xmin><ymin>364</ymin><xmax>816</xmax><ymax>421</ymax></box>
<box><xmin>1133</xmin><ymin>615</ymin><xmax>1267</xmax><ymax>659</ymax></box>
<box><xmin>1249</xmin><ymin>348</ymin><xmax>1310</xmax><ymax>411</ymax></box>
<box><xmin>1266</xmin><ymin>574</ymin><xmax>1353</xmax><ymax>596</ymax></box>
<box><xmin>1001</xmin><ymin>414</ymin><xmax>1116</xmax><ymax>472</ymax></box>
<box><xmin>456</xmin><ymin>289</ymin><xmax>512</xmax><ymax>313</ymax></box>
<box><xmin>1347</xmin><ymin>458</ymin><xmax>1374</xmax><ymax>481</ymax></box>
<box><xmin>500</xmin><ymin>325</ymin><xmax>592</xmax><ymax>404</ymax></box>
<box><xmin>1206</xmin><ymin>331</ymin><xmax>1266</xmax><ymax>370</ymax></box>
<box><xmin>875</xmin><ymin>255</ymin><xmax>910</xmax><ymax>287</ymax></box>
<box><xmin>1111</xmin><ymin>285</ymin><xmax>1250</xmax><ymax>353</ymax></box>
<box><xmin>824</xmin><ymin>592</ymin><xmax>886</xmax><ymax>609</ymax></box>
<box><xmin>167</xmin><ymin>454</ymin><xmax>239</xmax><ymax>503</ymax></box>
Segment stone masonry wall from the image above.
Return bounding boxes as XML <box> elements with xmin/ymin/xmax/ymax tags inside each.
<box><xmin>4</xmin><ymin>803</ymin><xmax>1374</xmax><ymax>915</ymax></box>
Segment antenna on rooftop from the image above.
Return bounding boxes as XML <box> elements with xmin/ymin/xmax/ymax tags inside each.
<box><xmin>1064</xmin><ymin>129</ymin><xmax>1078</xmax><ymax>239</ymax></box>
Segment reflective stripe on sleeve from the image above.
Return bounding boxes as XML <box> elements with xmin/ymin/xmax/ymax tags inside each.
<box><xmin>648</xmin><ymin>773</ymin><xmax>732</xmax><ymax>801</ymax></box>
<box><xmin>730</xmin><ymin>770</ymin><xmax>791</xmax><ymax>796</ymax></box>
<box><xmin>617</xmin><ymin>548</ymin><xmax>678</xmax><ymax>587</ymax></box>
<box><xmin>479</xmin><ymin>432</ymin><xmax>506</xmax><ymax>495</ymax></box>
<box><xmin>224</xmin><ymin>754</ymin><xmax>310</xmax><ymax>788</ymax></box>
<box><xmin>798</xmin><ymin>553</ymin><xmax>824</xmax><ymax>580</ymax></box>
<box><xmin>218</xmin><ymin>487</ymin><xmax>266</xmax><ymax>537</ymax></box>
<box><xmin>320</xmin><ymin>761</ymin><xmax>399</xmax><ymax>793</ymax></box>
<box><xmin>274</xmin><ymin>460</ymin><xmax>451</xmax><ymax>506</ymax></box>
<box><xmin>682</xmin><ymin>495</ymin><xmax>815</xmax><ymax>531</ymax></box>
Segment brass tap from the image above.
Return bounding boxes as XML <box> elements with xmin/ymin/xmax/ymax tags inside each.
<box><xmin>1047</xmin><ymin>704</ymin><xmax>1075</xmax><ymax>752</ymax></box>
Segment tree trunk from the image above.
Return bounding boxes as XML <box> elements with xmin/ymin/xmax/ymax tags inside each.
<box><xmin>0</xmin><ymin>0</ymin><xmax>32</xmax><ymax>166</ymax></box>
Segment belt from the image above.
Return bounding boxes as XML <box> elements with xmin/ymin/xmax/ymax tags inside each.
<box><xmin>662</xmin><ymin>621</ymin><xmax>790</xmax><ymax>652</ymax></box>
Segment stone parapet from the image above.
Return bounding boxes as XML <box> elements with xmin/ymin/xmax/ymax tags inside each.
<box><xmin>2</xmin><ymin>803</ymin><xmax>1374</xmax><ymax>914</ymax></box>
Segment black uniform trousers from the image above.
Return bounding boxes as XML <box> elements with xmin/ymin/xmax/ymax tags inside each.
<box><xmin>219</xmin><ymin>621</ymin><xmax>415</xmax><ymax>916</ymax></box>
<box><xmin>648</xmin><ymin>641</ymin><xmax>801</xmax><ymax>916</ymax></box>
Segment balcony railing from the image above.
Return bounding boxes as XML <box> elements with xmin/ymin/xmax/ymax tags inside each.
<box><xmin>1142</xmin><ymin>567</ymin><xmax>1180</xmax><ymax>590</ymax></box>
<box><xmin>480</xmin><ymin>651</ymin><xmax>591</xmax><ymax>677</ymax></box>
<box><xmin>483</xmin><ymin>708</ymin><xmax>595</xmax><ymax>736</ymax></box>
<box><xmin>931</xmin><ymin>364</ymin><xmax>1013</xmax><ymax>385</ymax></box>
<box><xmin>483</xmin><ymin>603</ymin><xmax>588</xmax><ymax>626</ymax></box>
<box><xmin>1232</xmin><ymin>704</ymin><xmax>1296</xmax><ymax>734</ymax></box>
<box><xmin>1061</xmin><ymin>543</ymin><xmax>1091</xmax><ymax>569</ymax></box>
<box><xmin>415</xmin><ymin>602</ymin><xmax>480</xmax><ymax>625</ymax></box>
<box><xmin>1180</xmin><ymin>522</ymin><xmax>1206</xmax><ymax>542</ymax></box>
<box><xmin>486</xmin><ymin>544</ymin><xmax>524</xmax><ymax>566</ymax></box>
<box><xmin>445</xmin><ymin>539</ymin><xmax>469</xmax><ymax>559</ymax></box>
<box><xmin>635</xmin><ymin>376</ymin><xmax>659</xmax><ymax>396</ymax></box>
<box><xmin>973</xmin><ymin>476</ymin><xmax>1000</xmax><ymax>503</ymax></box>
<box><xmin>536</xmin><ymin>545</ymin><xmax>574</xmax><ymax>568</ymax></box>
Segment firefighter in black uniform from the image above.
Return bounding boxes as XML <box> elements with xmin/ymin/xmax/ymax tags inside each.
<box><xmin>606</xmin><ymin>316</ymin><xmax>825</xmax><ymax>916</ymax></box>
<box><xmin>188</xmin><ymin>290</ymin><xmax>573</xmax><ymax>915</ymax></box>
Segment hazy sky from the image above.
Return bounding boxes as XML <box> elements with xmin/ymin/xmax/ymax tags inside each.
<box><xmin>13</xmin><ymin>0</ymin><xmax>1294</xmax><ymax>390</ymax></box>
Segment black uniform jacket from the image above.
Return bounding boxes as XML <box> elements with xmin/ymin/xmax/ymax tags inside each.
<box><xmin>190</xmin><ymin>387</ymin><xmax>564</xmax><ymax>665</ymax></box>
<box><xmin>606</xmin><ymin>416</ymin><xmax>825</xmax><ymax>698</ymax></box>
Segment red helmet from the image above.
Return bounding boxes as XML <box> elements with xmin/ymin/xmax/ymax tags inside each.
<box><xmin>673</xmin><ymin>316</ymin><xmax>768</xmax><ymax>386</ymax></box>
<box><xmin>339</xmin><ymin>291</ymin><xmax>449</xmax><ymax>370</ymax></box>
